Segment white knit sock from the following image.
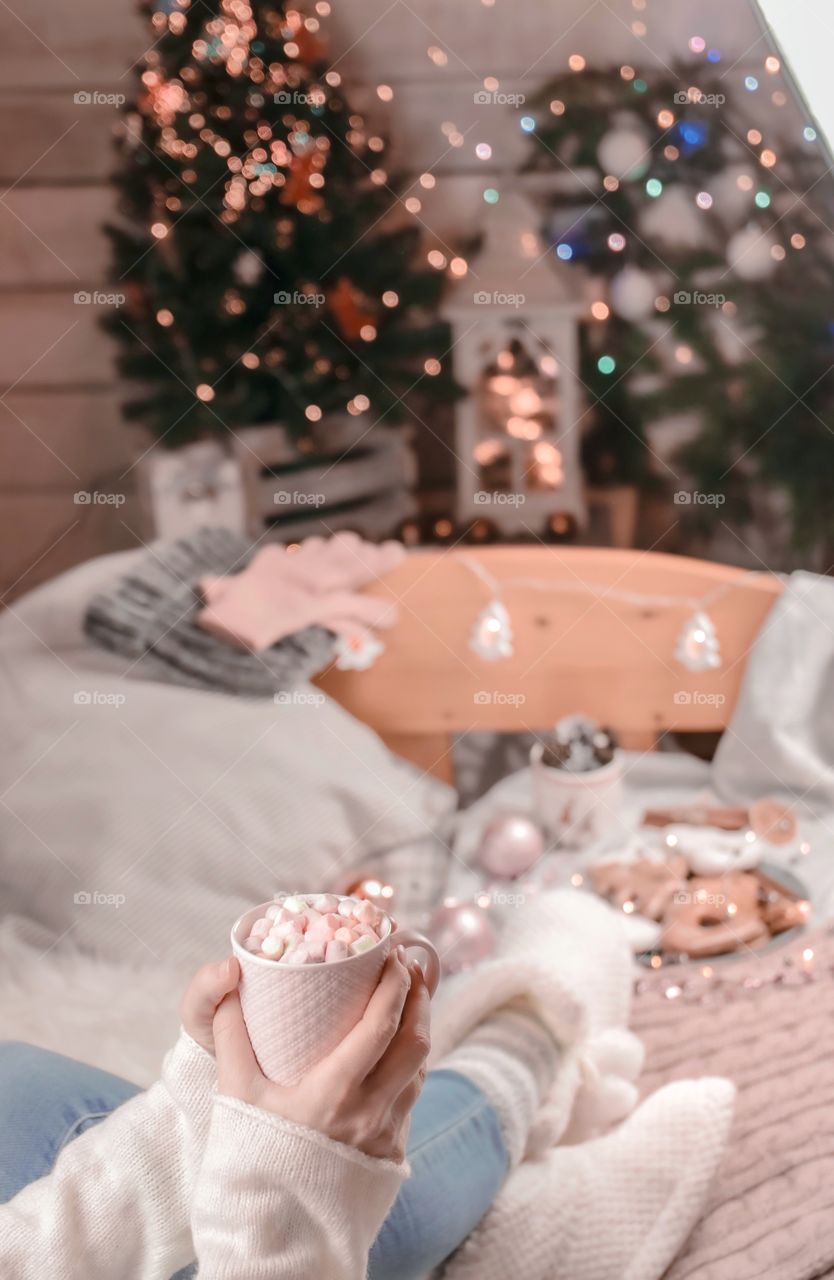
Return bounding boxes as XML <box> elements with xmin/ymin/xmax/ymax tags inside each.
<box><xmin>437</xmin><ymin>1002</ymin><xmax>559</xmax><ymax>1167</ymax></box>
<box><xmin>442</xmin><ymin>1076</ymin><xmax>736</xmax><ymax>1280</ymax></box>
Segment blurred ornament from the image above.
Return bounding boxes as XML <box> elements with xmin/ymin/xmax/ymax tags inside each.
<box><xmin>640</xmin><ymin>187</ymin><xmax>705</xmax><ymax>248</ymax></box>
<box><xmin>674</xmin><ymin>609</ymin><xmax>721</xmax><ymax>671</ymax></box>
<box><xmin>479</xmin><ymin>813</ymin><xmax>545</xmax><ymax>878</ymax></box>
<box><xmin>726</xmin><ymin>222</ymin><xmax>777</xmax><ymax>280</ymax></box>
<box><xmin>609</xmin><ymin>266</ymin><xmax>656</xmax><ymax>320</ymax></box>
<box><xmin>544</xmin><ymin>512</ymin><xmax>577</xmax><ymax>542</ymax></box>
<box><xmin>397</xmin><ymin>517</ymin><xmax>422</xmax><ymax>547</ymax></box>
<box><xmin>290</xmin><ymin>22</ymin><xmax>326</xmax><ymax>64</ymax></box>
<box><xmin>673</xmin><ymin>119</ymin><xmax>708</xmax><ymax>154</ymax></box>
<box><xmin>710</xmin><ymin>166</ymin><xmax>756</xmax><ymax>218</ymax></box>
<box><xmin>432</xmin><ymin>516</ymin><xmax>456</xmax><ymax>544</ymax></box>
<box><xmin>597</xmin><ymin>124</ymin><xmax>650</xmax><ymax>180</ymax></box>
<box><xmin>327</xmin><ymin>277</ymin><xmax>376</xmax><ymax>340</ymax></box>
<box><xmin>470</xmin><ymin>599</ymin><xmax>513</xmax><ymax>660</ymax></box>
<box><xmin>427</xmin><ymin>900</ymin><xmax>497</xmax><ymax>973</ymax></box>
<box><xmin>233</xmin><ymin>250</ymin><xmax>264</xmax><ymax>285</ymax></box>
<box><xmin>464</xmin><ymin>517</ymin><xmax>499</xmax><ymax>543</ymax></box>
<box><xmin>281</xmin><ymin>150</ymin><xmax>323</xmax><ymax>210</ymax></box>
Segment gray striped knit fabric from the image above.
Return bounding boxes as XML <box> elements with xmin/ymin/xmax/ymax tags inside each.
<box><xmin>84</xmin><ymin>527</ymin><xmax>335</xmax><ymax>697</ymax></box>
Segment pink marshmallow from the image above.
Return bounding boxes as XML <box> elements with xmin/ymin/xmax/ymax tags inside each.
<box><xmin>325</xmin><ymin>939</ymin><xmax>349</xmax><ymax>962</ymax></box>
<box><xmin>337</xmin><ymin>898</ymin><xmax>359</xmax><ymax>918</ymax></box>
<box><xmin>243</xmin><ymin>937</ymin><xmax>262</xmax><ymax>952</ymax></box>
<box><xmin>312</xmin><ymin>894</ymin><xmax>340</xmax><ymax>913</ymax></box>
<box><xmin>271</xmin><ymin>919</ymin><xmax>304</xmax><ymax>940</ymax></box>
<box><xmin>250</xmin><ymin>917</ymin><xmax>271</xmax><ymax>939</ymax></box>
<box><xmin>355</xmin><ymin>901</ymin><xmax>379</xmax><ymax>926</ymax></box>
<box><xmin>356</xmin><ymin>923</ymin><xmax>379</xmax><ymax>940</ymax></box>
<box><xmin>334</xmin><ymin>926</ymin><xmax>357</xmax><ymax>944</ymax></box>
<box><xmin>306</xmin><ymin>921</ymin><xmax>337</xmax><ymax>946</ymax></box>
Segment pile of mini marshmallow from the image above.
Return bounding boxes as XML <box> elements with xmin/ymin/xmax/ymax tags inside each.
<box><xmin>241</xmin><ymin>893</ymin><xmax>389</xmax><ymax>965</ymax></box>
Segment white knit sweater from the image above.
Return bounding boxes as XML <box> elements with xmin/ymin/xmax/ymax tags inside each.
<box><xmin>0</xmin><ymin>1031</ymin><xmax>407</xmax><ymax>1279</ymax></box>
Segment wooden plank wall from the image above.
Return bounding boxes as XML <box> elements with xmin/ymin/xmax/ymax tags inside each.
<box><xmin>0</xmin><ymin>0</ymin><xmax>774</xmax><ymax>600</ymax></box>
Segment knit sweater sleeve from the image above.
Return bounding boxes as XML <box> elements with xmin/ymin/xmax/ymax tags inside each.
<box><xmin>0</xmin><ymin>1031</ymin><xmax>215</xmax><ymax>1279</ymax></box>
<box><xmin>192</xmin><ymin>1094</ymin><xmax>409</xmax><ymax>1280</ymax></box>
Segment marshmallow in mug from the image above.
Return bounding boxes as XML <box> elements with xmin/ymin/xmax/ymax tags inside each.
<box><xmin>242</xmin><ymin>893</ymin><xmax>389</xmax><ymax>965</ymax></box>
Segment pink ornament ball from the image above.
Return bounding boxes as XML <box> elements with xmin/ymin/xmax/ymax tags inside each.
<box><xmin>479</xmin><ymin>813</ymin><xmax>545</xmax><ymax>879</ymax></box>
<box><xmin>427</xmin><ymin>901</ymin><xmax>497</xmax><ymax>974</ymax></box>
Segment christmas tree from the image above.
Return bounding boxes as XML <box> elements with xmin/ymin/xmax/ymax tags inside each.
<box><xmin>106</xmin><ymin>0</ymin><xmax>458</xmax><ymax>450</ymax></box>
<box><xmin>524</xmin><ymin>61</ymin><xmax>834</xmax><ymax>564</ymax></box>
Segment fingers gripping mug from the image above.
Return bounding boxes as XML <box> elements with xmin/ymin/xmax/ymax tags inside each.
<box><xmin>231</xmin><ymin>895</ymin><xmax>441</xmax><ymax>1085</ymax></box>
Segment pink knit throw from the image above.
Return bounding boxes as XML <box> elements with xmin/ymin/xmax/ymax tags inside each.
<box><xmin>632</xmin><ymin>922</ymin><xmax>834</xmax><ymax>1279</ymax></box>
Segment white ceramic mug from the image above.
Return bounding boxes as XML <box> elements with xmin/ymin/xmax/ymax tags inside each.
<box><xmin>530</xmin><ymin>743</ymin><xmax>624</xmax><ymax>848</ymax></box>
<box><xmin>231</xmin><ymin>896</ymin><xmax>441</xmax><ymax>1085</ymax></box>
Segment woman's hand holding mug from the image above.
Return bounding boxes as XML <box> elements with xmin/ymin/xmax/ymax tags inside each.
<box><xmin>213</xmin><ymin>948</ymin><xmax>430</xmax><ymax>1161</ymax></box>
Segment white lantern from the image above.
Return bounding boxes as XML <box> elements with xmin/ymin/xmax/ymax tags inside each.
<box><xmin>443</xmin><ymin>193</ymin><xmax>585</xmax><ymax>536</ymax></box>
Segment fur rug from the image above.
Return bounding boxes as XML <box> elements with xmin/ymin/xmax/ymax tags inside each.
<box><xmin>0</xmin><ymin>915</ymin><xmax>180</xmax><ymax>1086</ymax></box>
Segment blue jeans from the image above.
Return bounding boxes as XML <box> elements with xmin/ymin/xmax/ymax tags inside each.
<box><xmin>0</xmin><ymin>1044</ymin><xmax>508</xmax><ymax>1280</ymax></box>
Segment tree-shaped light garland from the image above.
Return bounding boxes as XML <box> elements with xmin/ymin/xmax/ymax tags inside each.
<box><xmin>461</xmin><ymin>556</ymin><xmax>777</xmax><ymax>671</ymax></box>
